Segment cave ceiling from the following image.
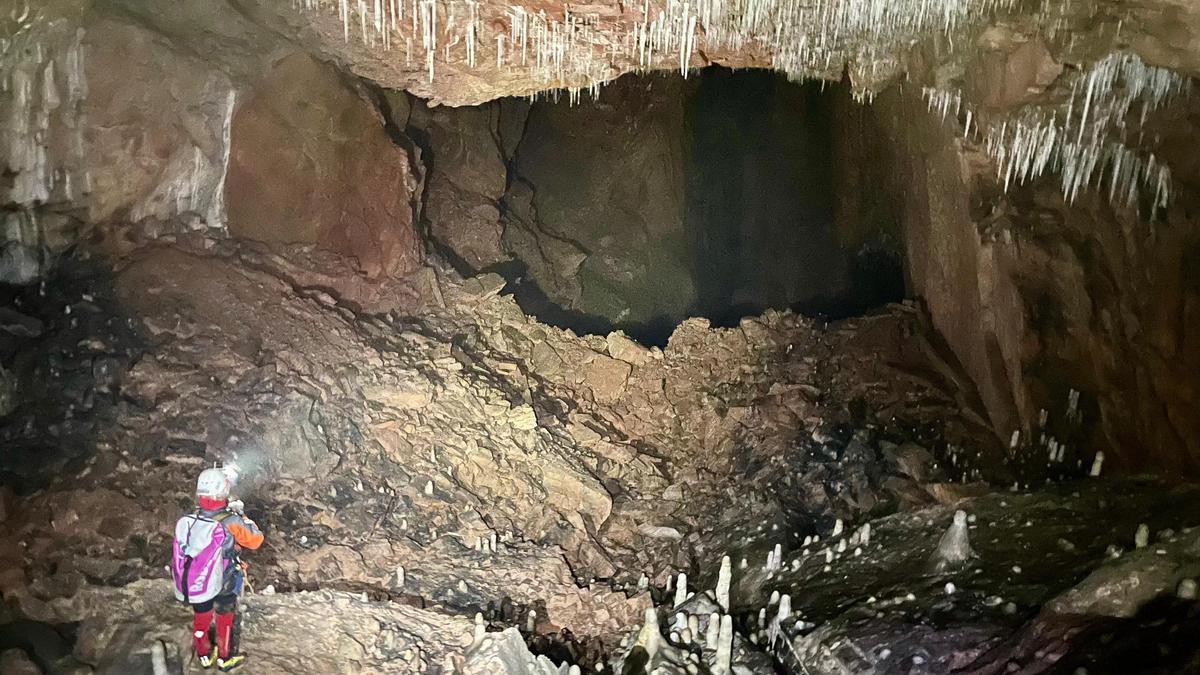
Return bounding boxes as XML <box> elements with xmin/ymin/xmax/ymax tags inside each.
<box><xmin>8</xmin><ymin>0</ymin><xmax>1198</xmax><ymax>106</ymax></box>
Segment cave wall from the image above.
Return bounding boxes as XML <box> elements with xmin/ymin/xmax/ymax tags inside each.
<box><xmin>684</xmin><ymin>69</ymin><xmax>862</xmax><ymax>321</ymax></box>
<box><xmin>508</xmin><ymin>75</ymin><xmax>695</xmax><ymax>328</ymax></box>
<box><xmin>1</xmin><ymin>17</ymin><xmax>237</xmax><ymax>282</ymax></box>
<box><xmin>405</xmin><ymin>97</ymin><xmax>524</xmax><ymax>271</ymax></box>
<box><xmin>838</xmin><ymin>72</ymin><xmax>1200</xmax><ymax>475</ymax></box>
<box><xmin>225</xmin><ymin>53</ymin><xmax>423</xmax><ymax>278</ymax></box>
<box><xmin>417</xmin><ymin>71</ymin><xmax>900</xmax><ymax>337</ymax></box>
<box><xmin>1</xmin><ymin>7</ymin><xmax>423</xmax><ymax>282</ymax></box>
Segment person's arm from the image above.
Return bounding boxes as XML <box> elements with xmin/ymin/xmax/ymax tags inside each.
<box><xmin>226</xmin><ymin>513</ymin><xmax>264</xmax><ymax>550</ymax></box>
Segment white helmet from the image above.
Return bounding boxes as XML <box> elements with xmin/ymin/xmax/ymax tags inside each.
<box><xmin>196</xmin><ymin>468</ymin><xmax>231</xmax><ymax>500</ymax></box>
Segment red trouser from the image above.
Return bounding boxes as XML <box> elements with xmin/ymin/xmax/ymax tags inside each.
<box><xmin>191</xmin><ymin>595</ymin><xmax>238</xmax><ymax>659</ymax></box>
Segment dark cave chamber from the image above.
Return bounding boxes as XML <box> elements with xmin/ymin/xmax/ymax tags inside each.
<box><xmin>417</xmin><ymin>67</ymin><xmax>906</xmax><ymax>346</ymax></box>
<box><xmin>683</xmin><ymin>68</ymin><xmax>904</xmax><ymax>328</ymax></box>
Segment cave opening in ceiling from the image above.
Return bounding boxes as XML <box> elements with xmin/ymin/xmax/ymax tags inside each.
<box><xmin>416</xmin><ymin>67</ymin><xmax>905</xmax><ymax>346</ymax></box>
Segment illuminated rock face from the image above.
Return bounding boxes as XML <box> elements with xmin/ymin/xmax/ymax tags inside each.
<box><xmin>225</xmin><ymin>52</ymin><xmax>423</xmax><ymax>278</ymax></box>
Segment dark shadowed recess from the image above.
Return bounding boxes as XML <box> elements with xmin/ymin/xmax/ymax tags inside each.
<box><xmin>0</xmin><ymin>260</ymin><xmax>146</xmax><ymax>495</ymax></box>
<box><xmin>683</xmin><ymin>67</ymin><xmax>905</xmax><ymax>329</ymax></box>
<box><xmin>491</xmin><ymin>67</ymin><xmax>906</xmax><ymax>346</ymax></box>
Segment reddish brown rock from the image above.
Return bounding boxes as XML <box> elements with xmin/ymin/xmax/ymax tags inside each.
<box><xmin>226</xmin><ymin>52</ymin><xmax>422</xmax><ymax>278</ymax></box>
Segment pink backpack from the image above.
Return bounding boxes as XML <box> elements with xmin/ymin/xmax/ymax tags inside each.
<box><xmin>171</xmin><ymin>511</ymin><xmax>233</xmax><ymax>604</ymax></box>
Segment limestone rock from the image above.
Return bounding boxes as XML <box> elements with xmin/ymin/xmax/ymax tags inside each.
<box><xmin>48</xmin><ymin>580</ymin><xmax>473</xmax><ymax>674</ymax></box>
<box><xmin>462</xmin><ymin>272</ymin><xmax>508</xmax><ymax>299</ymax></box>
<box><xmin>606</xmin><ymin>332</ymin><xmax>653</xmax><ymax>366</ymax></box>
<box><xmin>363</xmin><ymin>378</ymin><xmax>435</xmax><ymax>411</ymax></box>
<box><xmin>583</xmin><ymin>354</ymin><xmax>632</xmax><ymax>403</ymax></box>
<box><xmin>226</xmin><ymin>53</ymin><xmax>421</xmax><ymax>278</ymax></box>
<box><xmin>410</xmin><ymin>101</ymin><xmax>510</xmax><ymax>270</ymax></box>
<box><xmin>0</xmin><ymin>366</ymin><xmax>16</xmax><ymax>418</ymax></box>
<box><xmin>885</xmin><ymin>442</ymin><xmax>939</xmax><ymax>482</ymax></box>
<box><xmin>1048</xmin><ymin>528</ymin><xmax>1200</xmax><ymax>618</ymax></box>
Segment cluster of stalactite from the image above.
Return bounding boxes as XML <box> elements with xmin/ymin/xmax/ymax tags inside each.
<box><xmin>298</xmin><ymin>0</ymin><xmax>1025</xmax><ymax>96</ymax></box>
<box><xmin>923</xmin><ymin>52</ymin><xmax>1190</xmax><ymax>211</ymax></box>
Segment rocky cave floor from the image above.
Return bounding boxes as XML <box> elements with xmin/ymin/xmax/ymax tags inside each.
<box><xmin>1</xmin><ymin>237</ymin><xmax>1199</xmax><ymax>674</ymax></box>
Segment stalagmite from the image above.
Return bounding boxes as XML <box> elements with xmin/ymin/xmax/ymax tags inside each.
<box><xmin>714</xmin><ymin>614</ymin><xmax>734</xmax><ymax>675</ymax></box>
<box><xmin>930</xmin><ymin>510</ymin><xmax>973</xmax><ymax>571</ymax></box>
<box><xmin>777</xmin><ymin>594</ymin><xmax>791</xmax><ymax>623</ymax></box>
<box><xmin>716</xmin><ymin>555</ymin><xmax>731</xmax><ymax>611</ymax></box>
<box><xmin>526</xmin><ymin>609</ymin><xmax>537</xmax><ymax>633</ymax></box>
<box><xmin>674</xmin><ymin>572</ymin><xmax>688</xmax><ymax>606</ymax></box>
<box><xmin>633</xmin><ymin>608</ymin><xmax>662</xmax><ymax>662</ymax></box>
<box><xmin>472</xmin><ymin>612</ymin><xmax>485</xmax><ymax>644</ymax></box>
<box><xmin>1090</xmin><ymin>452</ymin><xmax>1105</xmax><ymax>477</ymax></box>
<box><xmin>705</xmin><ymin>612</ymin><xmax>720</xmax><ymax>649</ymax></box>
<box><xmin>765</xmin><ymin>543</ymin><xmax>783</xmax><ymax>572</ymax></box>
<box><xmin>1134</xmin><ymin>524</ymin><xmax>1149</xmax><ymax>549</ymax></box>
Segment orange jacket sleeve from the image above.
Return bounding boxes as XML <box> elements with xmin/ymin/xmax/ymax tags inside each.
<box><xmin>227</xmin><ymin>516</ymin><xmax>264</xmax><ymax>550</ymax></box>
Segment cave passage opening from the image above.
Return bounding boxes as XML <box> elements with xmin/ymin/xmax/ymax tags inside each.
<box><xmin>426</xmin><ymin>67</ymin><xmax>906</xmax><ymax>346</ymax></box>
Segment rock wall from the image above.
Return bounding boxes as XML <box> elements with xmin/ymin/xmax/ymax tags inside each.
<box><xmin>1</xmin><ymin>8</ymin><xmax>425</xmax><ymax>283</ymax></box>
<box><xmin>416</xmin><ymin>71</ymin><xmax>900</xmax><ymax>339</ymax></box>
<box><xmin>508</xmin><ymin>75</ymin><xmax>695</xmax><ymax>329</ymax></box>
<box><xmin>406</xmin><ymin>97</ymin><xmax>519</xmax><ymax>270</ymax></box>
<box><xmin>837</xmin><ymin>70</ymin><xmax>1200</xmax><ymax>475</ymax></box>
<box><xmin>1</xmin><ymin>17</ymin><xmax>237</xmax><ymax>282</ymax></box>
<box><xmin>226</xmin><ymin>52</ymin><xmax>423</xmax><ymax>278</ymax></box>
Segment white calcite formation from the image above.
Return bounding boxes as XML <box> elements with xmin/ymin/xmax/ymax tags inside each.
<box><xmin>716</xmin><ymin>555</ymin><xmax>732</xmax><ymax>612</ymax></box>
<box><xmin>925</xmin><ymin>52</ymin><xmax>1190</xmax><ymax>211</ymax></box>
<box><xmin>298</xmin><ymin>0</ymin><xmax>1029</xmax><ymax>104</ymax></box>
<box><xmin>930</xmin><ymin>509</ymin><xmax>974</xmax><ymax>572</ymax></box>
<box><xmin>674</xmin><ymin>572</ymin><xmax>688</xmax><ymax>607</ymax></box>
<box><xmin>714</xmin><ymin>613</ymin><xmax>734</xmax><ymax>675</ymax></box>
<box><xmin>1134</xmin><ymin>524</ymin><xmax>1150</xmax><ymax>549</ymax></box>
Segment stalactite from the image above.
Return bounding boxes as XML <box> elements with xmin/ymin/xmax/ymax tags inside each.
<box><xmin>924</xmin><ymin>52</ymin><xmax>1189</xmax><ymax>213</ymax></box>
<box><xmin>301</xmin><ymin>0</ymin><xmax>1026</xmax><ymax>101</ymax></box>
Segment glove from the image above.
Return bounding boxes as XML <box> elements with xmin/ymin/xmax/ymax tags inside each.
<box><xmin>227</xmin><ymin>499</ymin><xmax>244</xmax><ymax>514</ymax></box>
